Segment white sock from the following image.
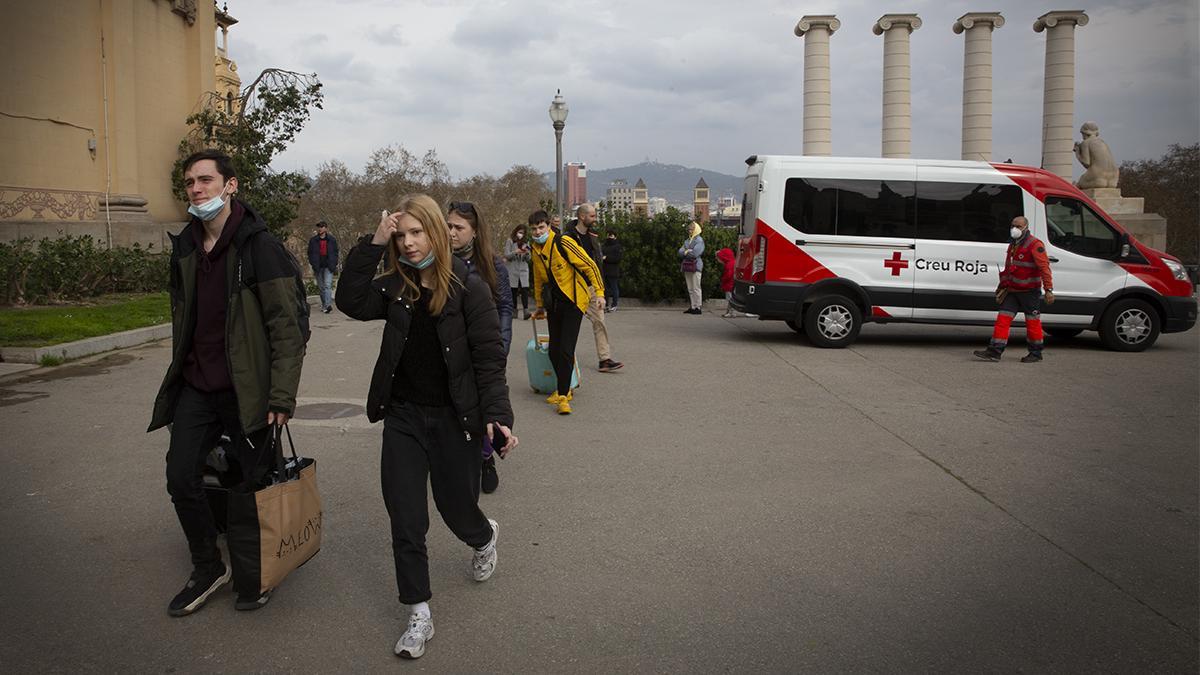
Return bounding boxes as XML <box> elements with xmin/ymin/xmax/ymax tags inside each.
<box><xmin>409</xmin><ymin>602</ymin><xmax>430</xmax><ymax>619</ymax></box>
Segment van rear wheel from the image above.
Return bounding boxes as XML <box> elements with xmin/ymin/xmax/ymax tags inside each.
<box><xmin>1099</xmin><ymin>298</ymin><xmax>1160</xmax><ymax>352</ymax></box>
<box><xmin>803</xmin><ymin>295</ymin><xmax>862</xmax><ymax>348</ymax></box>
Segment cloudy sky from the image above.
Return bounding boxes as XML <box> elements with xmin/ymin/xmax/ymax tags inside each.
<box><xmin>228</xmin><ymin>0</ymin><xmax>1199</xmax><ymax>184</ymax></box>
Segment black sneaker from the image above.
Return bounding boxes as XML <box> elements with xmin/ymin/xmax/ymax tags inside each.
<box><xmin>481</xmin><ymin>456</ymin><xmax>499</xmax><ymax>494</ymax></box>
<box><xmin>687</xmin><ymin>308</ymin><xmax>703</xmax><ymax>315</ymax></box>
<box><xmin>168</xmin><ymin>562</ymin><xmax>230</xmax><ymax>617</ymax></box>
<box><xmin>598</xmin><ymin>359</ymin><xmax>624</xmax><ymax>373</ymax></box>
<box><xmin>1020</xmin><ymin>352</ymin><xmax>1043</xmax><ymax>363</ymax></box>
<box><xmin>235</xmin><ymin>589</ymin><xmax>273</xmax><ymax>611</ymax></box>
<box><xmin>973</xmin><ymin>348</ymin><xmax>1002</xmax><ymax>362</ymax></box>
<box><xmin>323</xmin><ymin>306</ymin><xmax>332</xmax><ymax>314</ymax></box>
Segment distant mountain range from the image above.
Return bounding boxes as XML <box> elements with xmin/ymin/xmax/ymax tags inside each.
<box><xmin>543</xmin><ymin>161</ymin><xmax>744</xmax><ymax>206</ymax></box>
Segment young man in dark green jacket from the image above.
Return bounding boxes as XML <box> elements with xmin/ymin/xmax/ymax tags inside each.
<box><xmin>148</xmin><ymin>149</ymin><xmax>308</xmax><ymax>617</ymax></box>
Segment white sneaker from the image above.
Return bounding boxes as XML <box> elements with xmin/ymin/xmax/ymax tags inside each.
<box><xmin>472</xmin><ymin>518</ymin><xmax>498</xmax><ymax>582</ymax></box>
<box><xmin>395</xmin><ymin>612</ymin><xmax>434</xmax><ymax>659</ymax></box>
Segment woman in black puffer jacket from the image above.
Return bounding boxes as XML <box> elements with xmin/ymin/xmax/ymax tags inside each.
<box><xmin>335</xmin><ymin>193</ymin><xmax>517</xmax><ymax>660</ymax></box>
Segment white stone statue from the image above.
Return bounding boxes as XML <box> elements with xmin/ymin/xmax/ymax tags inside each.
<box><xmin>1073</xmin><ymin>121</ymin><xmax>1119</xmax><ymax>189</ymax></box>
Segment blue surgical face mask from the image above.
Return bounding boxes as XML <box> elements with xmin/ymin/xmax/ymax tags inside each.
<box><xmin>188</xmin><ymin>183</ymin><xmax>231</xmax><ymax>222</ymax></box>
<box><xmin>532</xmin><ymin>231</ymin><xmax>549</xmax><ymax>244</ymax></box>
<box><xmin>398</xmin><ymin>252</ymin><xmax>436</xmax><ymax>270</ymax></box>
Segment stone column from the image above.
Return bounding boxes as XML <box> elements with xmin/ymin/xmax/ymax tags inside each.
<box><xmin>873</xmin><ymin>14</ymin><xmax>922</xmax><ymax>158</ymax></box>
<box><xmin>953</xmin><ymin>12</ymin><xmax>1005</xmax><ymax>161</ymax></box>
<box><xmin>1034</xmin><ymin>10</ymin><xmax>1089</xmax><ymax>179</ymax></box>
<box><xmin>794</xmin><ymin>15</ymin><xmax>840</xmax><ymax>156</ymax></box>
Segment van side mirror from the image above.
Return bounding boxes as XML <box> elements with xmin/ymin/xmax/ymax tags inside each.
<box><xmin>1119</xmin><ymin>233</ymin><xmax>1130</xmax><ymax>259</ymax></box>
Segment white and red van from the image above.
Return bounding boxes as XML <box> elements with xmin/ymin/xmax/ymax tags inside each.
<box><xmin>731</xmin><ymin>155</ymin><xmax>1196</xmax><ymax>350</ymax></box>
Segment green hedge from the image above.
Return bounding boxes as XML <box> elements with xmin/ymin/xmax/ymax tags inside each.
<box><xmin>597</xmin><ymin>207</ymin><xmax>739</xmax><ymax>303</ymax></box>
<box><xmin>0</xmin><ymin>235</ymin><xmax>169</xmax><ymax>305</ymax></box>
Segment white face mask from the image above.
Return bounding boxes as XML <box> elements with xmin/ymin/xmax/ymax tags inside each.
<box><xmin>1010</xmin><ymin>227</ymin><xmax>1024</xmax><ymax>239</ymax></box>
<box><xmin>188</xmin><ymin>183</ymin><xmax>231</xmax><ymax>222</ymax></box>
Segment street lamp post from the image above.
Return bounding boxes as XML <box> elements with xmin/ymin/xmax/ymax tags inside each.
<box><xmin>548</xmin><ymin>89</ymin><xmax>568</xmax><ymax>224</ymax></box>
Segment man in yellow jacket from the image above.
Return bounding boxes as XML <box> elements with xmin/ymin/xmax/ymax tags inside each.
<box><xmin>529</xmin><ymin>210</ymin><xmax>604</xmax><ymax>415</ymax></box>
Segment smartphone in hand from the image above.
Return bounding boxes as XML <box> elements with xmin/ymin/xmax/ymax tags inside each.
<box><xmin>490</xmin><ymin>425</ymin><xmax>508</xmax><ymax>459</ymax></box>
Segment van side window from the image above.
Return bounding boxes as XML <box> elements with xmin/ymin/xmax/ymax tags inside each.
<box><xmin>915</xmin><ymin>182</ymin><xmax>1023</xmax><ymax>243</ymax></box>
<box><xmin>1045</xmin><ymin>196</ymin><xmax>1120</xmax><ymax>258</ymax></box>
<box><xmin>783</xmin><ymin>178</ymin><xmax>915</xmax><ymax>238</ymax></box>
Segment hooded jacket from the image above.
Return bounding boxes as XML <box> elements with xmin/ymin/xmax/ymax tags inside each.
<box><xmin>149</xmin><ymin>200</ymin><xmax>309</xmax><ymax>434</ymax></box>
<box><xmin>335</xmin><ymin>239</ymin><xmax>514</xmax><ymax>436</ymax></box>
<box><xmin>716</xmin><ymin>247</ymin><xmax>736</xmax><ymax>293</ymax></box>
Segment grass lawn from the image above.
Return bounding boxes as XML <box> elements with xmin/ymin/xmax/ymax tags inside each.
<box><xmin>0</xmin><ymin>292</ymin><xmax>170</xmax><ymax>347</ymax></box>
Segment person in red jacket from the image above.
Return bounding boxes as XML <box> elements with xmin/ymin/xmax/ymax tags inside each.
<box><xmin>974</xmin><ymin>216</ymin><xmax>1056</xmax><ymax>362</ymax></box>
<box><xmin>717</xmin><ymin>247</ymin><xmax>737</xmax><ymax>318</ymax></box>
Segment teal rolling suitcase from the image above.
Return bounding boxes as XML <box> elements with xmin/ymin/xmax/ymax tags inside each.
<box><xmin>525</xmin><ymin>316</ymin><xmax>580</xmax><ymax>394</ymax></box>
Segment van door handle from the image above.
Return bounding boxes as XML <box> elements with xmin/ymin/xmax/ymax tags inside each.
<box><xmin>1049</xmin><ymin>257</ymin><xmax>1060</xmax><ymax>263</ymax></box>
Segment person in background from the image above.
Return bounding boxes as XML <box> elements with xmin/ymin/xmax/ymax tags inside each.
<box><xmin>336</xmin><ymin>194</ymin><xmax>516</xmax><ymax>659</ymax></box>
<box><xmin>504</xmin><ymin>224</ymin><xmax>532</xmax><ymax>320</ymax></box>
<box><xmin>562</xmin><ymin>204</ymin><xmax>624</xmax><ymax>372</ymax></box>
<box><xmin>528</xmin><ymin>209</ymin><xmax>605</xmax><ymax>415</ymax></box>
<box><xmin>717</xmin><ymin>247</ymin><xmax>737</xmax><ymax>318</ymax></box>
<box><xmin>447</xmin><ymin>200</ymin><xmax>513</xmax><ymax>494</ymax></box>
<box><xmin>679</xmin><ymin>221</ymin><xmax>705</xmax><ymax>315</ymax></box>
<box><xmin>601</xmin><ymin>230</ymin><xmax>622</xmax><ymax>312</ymax></box>
<box><xmin>307</xmin><ymin>220</ymin><xmax>339</xmax><ymax>313</ymax></box>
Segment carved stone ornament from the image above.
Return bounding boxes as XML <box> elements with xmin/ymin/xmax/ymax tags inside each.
<box><xmin>795</xmin><ymin>15</ymin><xmax>841</xmax><ymax>37</ymax></box>
<box><xmin>1074</xmin><ymin>122</ymin><xmax>1120</xmax><ymax>189</ymax></box>
<box><xmin>873</xmin><ymin>14</ymin><xmax>922</xmax><ymax>35</ymax></box>
<box><xmin>168</xmin><ymin>0</ymin><xmax>198</xmax><ymax>26</ymax></box>
<box><xmin>953</xmin><ymin>12</ymin><xmax>1005</xmax><ymax>34</ymax></box>
<box><xmin>0</xmin><ymin>187</ymin><xmax>99</xmax><ymax>221</ymax></box>
<box><xmin>1033</xmin><ymin>10</ymin><xmax>1089</xmax><ymax>33</ymax></box>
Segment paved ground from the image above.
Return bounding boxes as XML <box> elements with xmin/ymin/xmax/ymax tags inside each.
<box><xmin>1</xmin><ymin>306</ymin><xmax>1196</xmax><ymax>672</ymax></box>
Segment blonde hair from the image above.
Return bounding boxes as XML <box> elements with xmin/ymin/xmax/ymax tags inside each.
<box><xmin>387</xmin><ymin>194</ymin><xmax>461</xmax><ymax>315</ymax></box>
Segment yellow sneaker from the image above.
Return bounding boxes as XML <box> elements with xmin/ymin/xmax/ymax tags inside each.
<box><xmin>545</xmin><ymin>391</ymin><xmax>573</xmax><ymax>405</ymax></box>
<box><xmin>556</xmin><ymin>400</ymin><xmax>572</xmax><ymax>415</ymax></box>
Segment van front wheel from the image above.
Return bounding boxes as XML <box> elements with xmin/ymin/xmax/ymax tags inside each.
<box><xmin>1099</xmin><ymin>299</ymin><xmax>1160</xmax><ymax>351</ymax></box>
<box><xmin>803</xmin><ymin>296</ymin><xmax>862</xmax><ymax>348</ymax></box>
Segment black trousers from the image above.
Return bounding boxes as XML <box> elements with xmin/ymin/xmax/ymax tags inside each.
<box><xmin>382</xmin><ymin>401</ymin><xmax>493</xmax><ymax>604</ymax></box>
<box><xmin>547</xmin><ymin>299</ymin><xmax>584</xmax><ymax>396</ymax></box>
<box><xmin>512</xmin><ymin>284</ymin><xmax>529</xmax><ymax>311</ymax></box>
<box><xmin>603</xmin><ymin>274</ymin><xmax>620</xmax><ymax>307</ymax></box>
<box><xmin>165</xmin><ymin>384</ymin><xmax>271</xmax><ymax>581</ymax></box>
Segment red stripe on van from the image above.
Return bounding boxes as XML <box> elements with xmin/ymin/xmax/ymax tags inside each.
<box><xmin>759</xmin><ymin>220</ymin><xmax>836</xmax><ymax>284</ymax></box>
<box><xmin>871</xmin><ymin>307</ymin><xmax>892</xmax><ymax>318</ymax></box>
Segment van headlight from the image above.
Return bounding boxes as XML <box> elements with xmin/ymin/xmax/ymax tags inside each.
<box><xmin>1164</xmin><ymin>258</ymin><xmax>1188</xmax><ymax>281</ymax></box>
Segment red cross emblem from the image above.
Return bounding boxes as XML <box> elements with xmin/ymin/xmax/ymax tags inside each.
<box><xmin>884</xmin><ymin>251</ymin><xmax>908</xmax><ymax>276</ymax></box>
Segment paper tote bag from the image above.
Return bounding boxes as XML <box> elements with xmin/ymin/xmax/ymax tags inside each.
<box><xmin>227</xmin><ymin>426</ymin><xmax>323</xmax><ymax>595</ymax></box>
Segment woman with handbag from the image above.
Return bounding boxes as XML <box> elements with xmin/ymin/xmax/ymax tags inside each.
<box><xmin>335</xmin><ymin>194</ymin><xmax>517</xmax><ymax>660</ymax></box>
<box><xmin>678</xmin><ymin>221</ymin><xmax>705</xmax><ymax>315</ymax></box>
<box><xmin>528</xmin><ymin>209</ymin><xmax>604</xmax><ymax>415</ymax></box>
<box><xmin>447</xmin><ymin>199</ymin><xmax>512</xmax><ymax>495</ymax></box>
<box><xmin>504</xmin><ymin>224</ymin><xmax>532</xmax><ymax>320</ymax></box>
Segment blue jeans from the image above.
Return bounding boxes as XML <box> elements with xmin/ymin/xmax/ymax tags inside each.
<box><xmin>603</xmin><ymin>274</ymin><xmax>620</xmax><ymax>308</ymax></box>
<box><xmin>316</xmin><ymin>268</ymin><xmax>333</xmax><ymax>309</ymax></box>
